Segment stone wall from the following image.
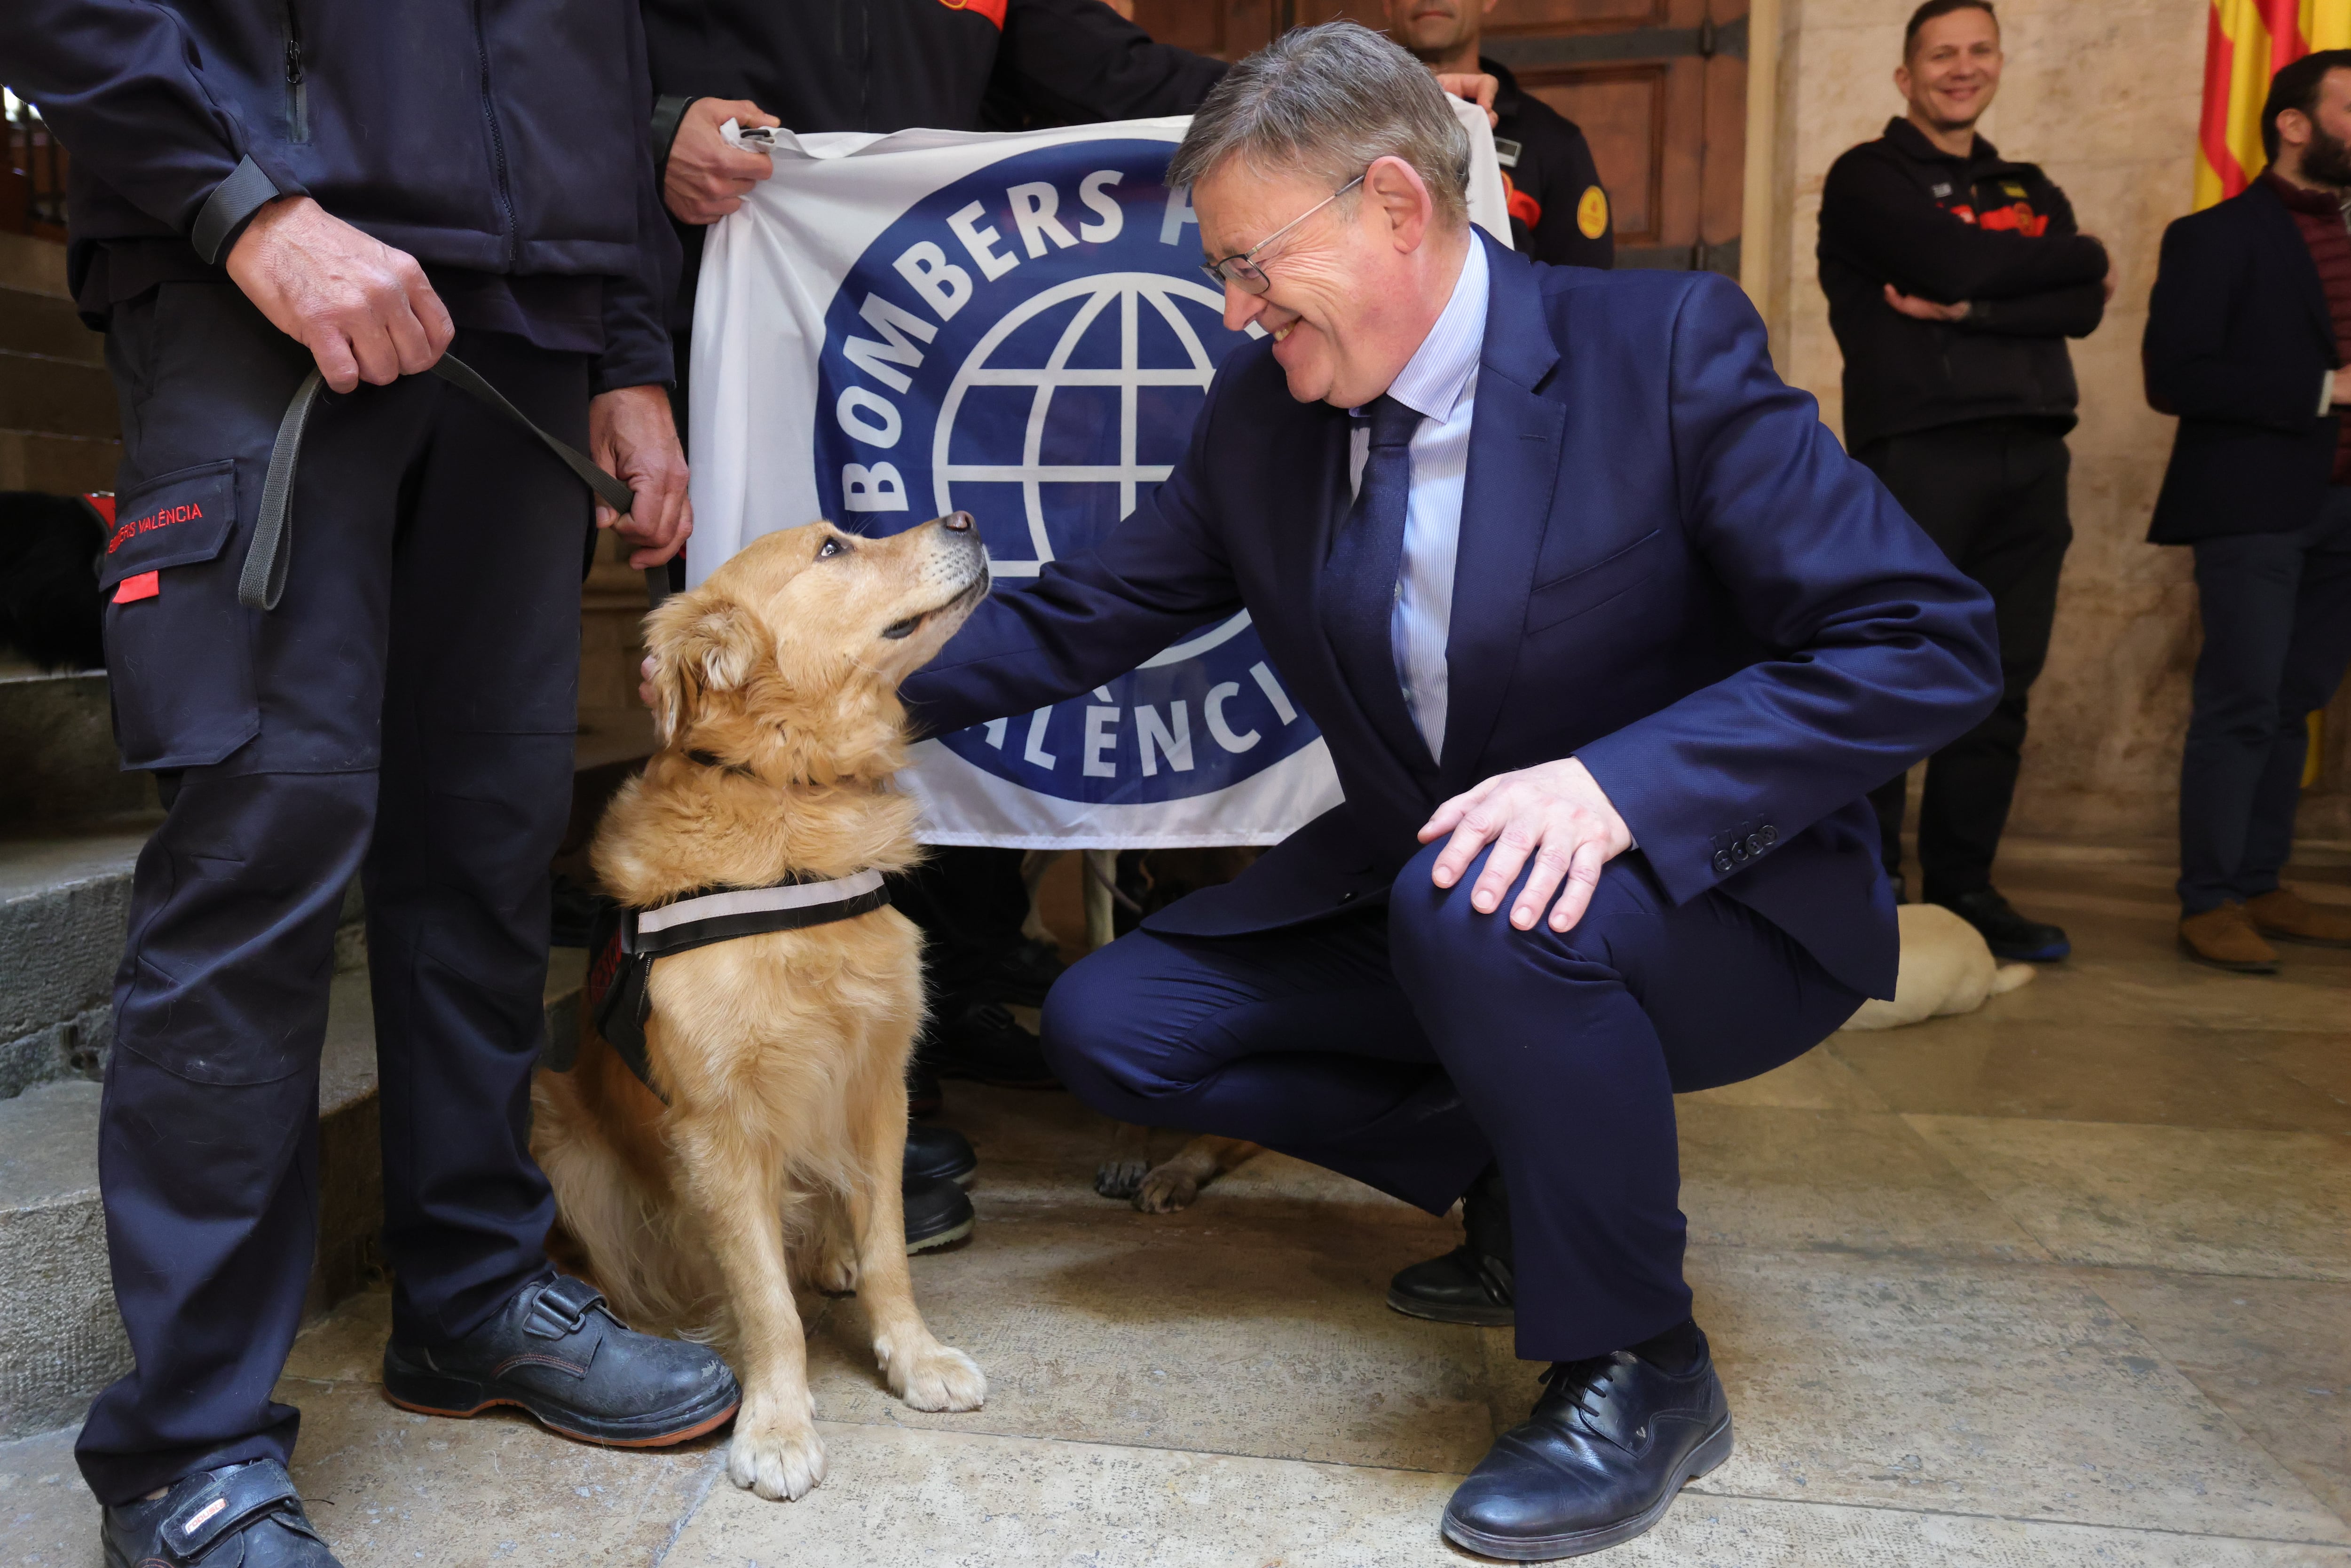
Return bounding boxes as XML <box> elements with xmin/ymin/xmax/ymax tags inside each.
<box><xmin>1749</xmin><ymin>0</ymin><xmax>2351</xmax><ymax>847</ymax></box>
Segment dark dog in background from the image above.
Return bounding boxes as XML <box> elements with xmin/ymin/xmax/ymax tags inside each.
<box><xmin>0</xmin><ymin>491</ymin><xmax>105</xmax><ymax>671</ymax></box>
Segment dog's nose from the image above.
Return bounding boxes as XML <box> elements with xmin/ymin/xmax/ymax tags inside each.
<box><xmin>941</xmin><ymin>511</ymin><xmax>974</xmax><ymax>533</ymax></box>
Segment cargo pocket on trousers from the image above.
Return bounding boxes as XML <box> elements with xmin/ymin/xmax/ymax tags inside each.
<box><xmin>98</xmin><ymin>458</ymin><xmax>260</xmax><ymax>770</ymax></box>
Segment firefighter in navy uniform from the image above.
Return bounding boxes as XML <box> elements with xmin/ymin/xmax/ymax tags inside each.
<box><xmin>0</xmin><ymin>3</ymin><xmax>737</xmax><ymax>1564</ymax></box>
<box><xmin>639</xmin><ymin>0</ymin><xmax>1498</xmax><ymax>1155</ymax></box>
<box><xmin>1816</xmin><ymin>0</ymin><xmax>2112</xmax><ymax>963</ymax></box>
<box><xmin>1381</xmin><ymin>0</ymin><xmax>1615</xmax><ymax>268</ymax></box>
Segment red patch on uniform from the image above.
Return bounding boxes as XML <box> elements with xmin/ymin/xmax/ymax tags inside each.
<box><xmin>83</xmin><ymin>493</ymin><xmax>117</xmax><ymax>527</ymax></box>
<box><xmin>938</xmin><ymin>0</ymin><xmax>1007</xmax><ymax>25</ymax></box>
<box><xmin>1504</xmin><ymin>173</ymin><xmax>1543</xmax><ymax>229</ymax></box>
<box><xmin>1978</xmin><ymin>202</ymin><xmax>2048</xmax><ymax>236</ymax></box>
<box><xmin>112</xmin><ymin>571</ymin><xmax>159</xmax><ymax>604</ymax></box>
<box><xmin>1949</xmin><ymin>204</ymin><xmax>1977</xmax><ymax>225</ymax></box>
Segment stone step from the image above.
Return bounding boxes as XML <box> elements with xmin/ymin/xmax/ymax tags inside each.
<box><xmin>0</xmin><ymin>951</ymin><xmax>585</xmax><ymax>1440</ymax></box>
<box><xmin>0</xmin><ymin>347</ymin><xmax>116</xmax><ymax>441</ymax></box>
<box><xmin>0</xmin><ymin>285</ymin><xmax>103</xmax><ymax>365</ymax></box>
<box><xmin>0</xmin><ymin>830</ymin><xmax>150</xmax><ymax>1101</ymax></box>
<box><xmin>0</xmin><ymin>232</ymin><xmax>70</xmax><ymax>299</ymax></box>
<box><xmin>0</xmin><ymin>673</ymin><xmax>156</xmax><ymax>831</ymax></box>
<box><xmin>0</xmin><ymin>427</ymin><xmax>118</xmax><ymax>494</ymax></box>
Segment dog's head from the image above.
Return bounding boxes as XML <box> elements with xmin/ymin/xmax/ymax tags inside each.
<box><xmin>643</xmin><ymin>513</ymin><xmax>989</xmax><ymax>784</ymax></box>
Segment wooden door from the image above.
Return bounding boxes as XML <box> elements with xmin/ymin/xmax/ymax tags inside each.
<box><xmin>1132</xmin><ymin>0</ymin><xmax>1746</xmax><ymax>275</ymax></box>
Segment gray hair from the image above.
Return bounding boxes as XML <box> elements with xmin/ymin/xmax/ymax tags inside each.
<box><xmin>1169</xmin><ymin>21</ymin><xmax>1472</xmax><ymax>228</ymax></box>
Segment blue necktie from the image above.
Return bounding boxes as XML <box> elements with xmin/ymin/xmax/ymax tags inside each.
<box><xmin>1321</xmin><ymin>394</ymin><xmax>1436</xmax><ymax>777</ymax></box>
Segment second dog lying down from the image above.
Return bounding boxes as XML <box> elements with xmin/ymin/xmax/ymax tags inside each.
<box><xmin>533</xmin><ymin>516</ymin><xmax>991</xmax><ymax>1502</ymax></box>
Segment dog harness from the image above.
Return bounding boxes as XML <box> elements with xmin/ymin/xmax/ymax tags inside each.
<box><xmin>581</xmin><ymin>869</ymin><xmax>892</xmax><ymax>1099</ymax></box>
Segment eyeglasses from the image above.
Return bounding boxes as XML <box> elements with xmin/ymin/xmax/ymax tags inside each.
<box><xmin>1199</xmin><ymin>174</ymin><xmax>1365</xmax><ymax>295</ymax></box>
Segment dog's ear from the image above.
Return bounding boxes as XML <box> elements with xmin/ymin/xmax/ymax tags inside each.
<box><xmin>643</xmin><ymin>590</ymin><xmax>772</xmax><ymax>746</ymax></box>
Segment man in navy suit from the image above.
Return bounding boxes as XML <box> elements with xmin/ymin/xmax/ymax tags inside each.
<box><xmin>2146</xmin><ymin>49</ymin><xmax>2351</xmax><ymax>972</ymax></box>
<box><xmin>903</xmin><ymin>23</ymin><xmax>1998</xmax><ymax>1558</ymax></box>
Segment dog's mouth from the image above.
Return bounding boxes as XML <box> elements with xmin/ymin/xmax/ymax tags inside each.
<box><xmin>879</xmin><ymin>568</ymin><xmax>990</xmax><ymax>641</ymax></box>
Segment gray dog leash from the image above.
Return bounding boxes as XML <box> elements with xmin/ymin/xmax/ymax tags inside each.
<box><xmin>238</xmin><ymin>354</ymin><xmax>642</xmax><ymax>611</ymax></box>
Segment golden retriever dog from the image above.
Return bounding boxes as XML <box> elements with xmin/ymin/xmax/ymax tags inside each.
<box><xmin>1838</xmin><ymin>902</ymin><xmax>2037</xmax><ymax>1030</ymax></box>
<box><xmin>532</xmin><ymin>513</ymin><xmax>990</xmax><ymax>1502</ymax></box>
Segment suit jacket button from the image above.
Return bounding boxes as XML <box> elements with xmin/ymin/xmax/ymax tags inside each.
<box><xmin>1746</xmin><ymin>834</ymin><xmax>1765</xmax><ymax>855</ymax></box>
<box><xmin>1759</xmin><ymin>825</ymin><xmax>1778</xmax><ymax>846</ymax></box>
<box><xmin>1731</xmin><ymin>842</ymin><xmax>1749</xmax><ymax>863</ymax></box>
<box><xmin>1712</xmin><ymin>850</ymin><xmax>1734</xmax><ymax>874</ymax></box>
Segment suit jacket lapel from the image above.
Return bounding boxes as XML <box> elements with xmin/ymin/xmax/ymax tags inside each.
<box><xmin>1440</xmin><ymin>234</ymin><xmax>1566</xmax><ymax>795</ymax></box>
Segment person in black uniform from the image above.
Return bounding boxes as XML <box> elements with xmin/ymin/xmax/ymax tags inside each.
<box><xmin>1382</xmin><ymin>0</ymin><xmax>1615</xmax><ymax>268</ymax></box>
<box><xmin>635</xmin><ymin>0</ymin><xmax>1231</xmax><ymax>1222</ymax></box>
<box><xmin>1</xmin><ymin>5</ymin><xmax>739</xmax><ymax>1564</ymax></box>
<box><xmin>1815</xmin><ymin>0</ymin><xmax>2112</xmax><ymax>962</ymax></box>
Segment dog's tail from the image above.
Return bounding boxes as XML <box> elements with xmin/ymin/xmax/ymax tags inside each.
<box><xmin>1990</xmin><ymin>962</ymin><xmax>2037</xmax><ymax>996</ymax></box>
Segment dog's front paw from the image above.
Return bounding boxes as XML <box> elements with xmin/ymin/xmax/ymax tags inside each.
<box><xmin>727</xmin><ymin>1415</ymin><xmax>828</xmax><ymax>1502</ymax></box>
<box><xmin>806</xmin><ymin>1237</ymin><xmax>860</xmax><ymax>1296</ymax></box>
<box><xmin>1133</xmin><ymin>1164</ymin><xmax>1200</xmax><ymax>1213</ymax></box>
<box><xmin>1095</xmin><ymin>1157</ymin><xmax>1147</xmax><ymax>1199</ymax></box>
<box><xmin>879</xmin><ymin>1336</ymin><xmax>987</xmax><ymax>1412</ymax></box>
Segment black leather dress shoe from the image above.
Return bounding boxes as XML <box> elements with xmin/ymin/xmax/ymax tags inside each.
<box><xmin>905</xmin><ymin>1172</ymin><xmax>976</xmax><ymax>1253</ymax></box>
<box><xmin>1388</xmin><ymin>1164</ymin><xmax>1513</xmax><ymax>1326</ymax></box>
<box><xmin>976</xmin><ymin>937</ymin><xmax>1067</xmax><ymax>1007</ymax></box>
<box><xmin>103</xmin><ymin>1459</ymin><xmax>337</xmax><ymax>1568</ymax></box>
<box><xmin>382</xmin><ymin>1275</ymin><xmax>739</xmax><ymax>1446</ymax></box>
<box><xmin>918</xmin><ymin>1001</ymin><xmax>1061</xmax><ymax>1088</ymax></box>
<box><xmin>906</xmin><ymin>1121</ymin><xmax>978</xmax><ymax>1187</ymax></box>
<box><xmin>1443</xmin><ymin>1339</ymin><xmax>1733</xmax><ymax>1560</ymax></box>
<box><xmin>1933</xmin><ymin>887</ymin><xmax>2071</xmax><ymax>962</ymax></box>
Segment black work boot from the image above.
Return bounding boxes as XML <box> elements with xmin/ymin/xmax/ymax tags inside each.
<box><xmin>102</xmin><ymin>1459</ymin><xmax>338</xmax><ymax>1568</ymax></box>
<box><xmin>382</xmin><ymin>1275</ymin><xmax>739</xmax><ymax>1445</ymax></box>
<box><xmin>1933</xmin><ymin>886</ymin><xmax>2071</xmax><ymax>962</ymax></box>
<box><xmin>1443</xmin><ymin>1332</ymin><xmax>1733</xmax><ymax>1560</ymax></box>
<box><xmin>1387</xmin><ymin>1164</ymin><xmax>1514</xmax><ymax>1326</ymax></box>
<box><xmin>905</xmin><ymin>1172</ymin><xmax>977</xmax><ymax>1253</ymax></box>
<box><xmin>905</xmin><ymin>1121</ymin><xmax>978</xmax><ymax>1187</ymax></box>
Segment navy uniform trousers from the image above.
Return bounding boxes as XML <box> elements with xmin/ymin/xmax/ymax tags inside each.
<box><xmin>1041</xmin><ymin>838</ymin><xmax>1865</xmax><ymax>1363</ymax></box>
<box><xmin>77</xmin><ymin>281</ymin><xmax>585</xmax><ymax>1504</ymax></box>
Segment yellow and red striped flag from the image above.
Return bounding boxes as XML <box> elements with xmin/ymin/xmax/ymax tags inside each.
<box><xmin>2197</xmin><ymin>0</ymin><xmax>2351</xmax><ymax>210</ymax></box>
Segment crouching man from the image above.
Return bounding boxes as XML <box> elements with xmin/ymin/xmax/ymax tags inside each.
<box><xmin>899</xmin><ymin>21</ymin><xmax>1998</xmax><ymax>1560</ymax></box>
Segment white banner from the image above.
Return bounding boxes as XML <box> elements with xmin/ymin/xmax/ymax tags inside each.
<box><xmin>688</xmin><ymin>110</ymin><xmax>1509</xmax><ymax>848</ymax></box>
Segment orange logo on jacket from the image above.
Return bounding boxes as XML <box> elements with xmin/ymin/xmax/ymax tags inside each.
<box><xmin>938</xmin><ymin>0</ymin><xmax>1008</xmax><ymax>25</ymax></box>
<box><xmin>106</xmin><ymin>499</ymin><xmax>205</xmax><ymax>555</ymax></box>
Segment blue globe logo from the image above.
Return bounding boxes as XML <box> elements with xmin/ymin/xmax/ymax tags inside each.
<box><xmin>815</xmin><ymin>141</ymin><xmax>1321</xmax><ymax>806</ymax></box>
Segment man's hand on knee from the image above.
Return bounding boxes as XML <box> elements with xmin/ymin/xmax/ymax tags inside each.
<box><xmin>226</xmin><ymin>196</ymin><xmax>454</xmax><ymax>394</ymax></box>
<box><xmin>1420</xmin><ymin>758</ymin><xmax>1633</xmax><ymax>934</ymax></box>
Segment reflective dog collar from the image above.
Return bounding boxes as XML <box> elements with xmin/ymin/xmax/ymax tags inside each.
<box><xmin>623</xmin><ymin>870</ymin><xmax>891</xmax><ymax>958</ymax></box>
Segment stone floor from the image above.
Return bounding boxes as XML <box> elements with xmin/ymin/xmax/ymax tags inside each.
<box><xmin>4</xmin><ymin>851</ymin><xmax>2349</xmax><ymax>1566</ymax></box>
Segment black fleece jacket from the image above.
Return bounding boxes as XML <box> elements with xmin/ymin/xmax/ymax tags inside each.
<box><xmin>1818</xmin><ymin>118</ymin><xmax>2109</xmax><ymax>451</ymax></box>
<box><xmin>0</xmin><ymin>0</ymin><xmax>677</xmax><ymax>392</ymax></box>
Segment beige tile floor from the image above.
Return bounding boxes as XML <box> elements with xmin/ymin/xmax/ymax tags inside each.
<box><xmin>4</xmin><ymin>855</ymin><xmax>2348</xmax><ymax>1566</ymax></box>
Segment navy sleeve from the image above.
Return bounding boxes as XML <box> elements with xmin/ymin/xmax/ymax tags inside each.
<box><xmin>992</xmin><ymin>0</ymin><xmax>1228</xmax><ymax>124</ymax></box>
<box><xmin>2144</xmin><ymin>210</ymin><xmax>2332</xmax><ymax>429</ymax></box>
<box><xmin>594</xmin><ymin>0</ymin><xmax>679</xmax><ymax>393</ymax></box>
<box><xmin>1574</xmin><ymin>274</ymin><xmax>2000</xmax><ymax>906</ymax></box>
<box><xmin>0</xmin><ymin>0</ymin><xmax>303</xmax><ymax>242</ymax></box>
<box><xmin>900</xmin><ymin>358</ymin><xmax>1244</xmax><ymax>737</ymax></box>
<box><xmin>1818</xmin><ymin>145</ymin><xmax>2107</xmax><ymax>305</ymax></box>
<box><xmin>1524</xmin><ymin>118</ymin><xmax>1614</xmax><ymax>269</ymax></box>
